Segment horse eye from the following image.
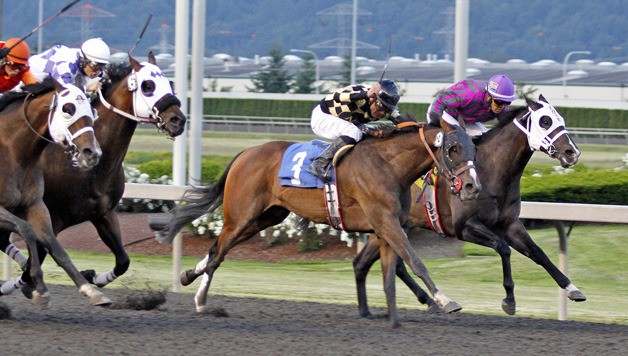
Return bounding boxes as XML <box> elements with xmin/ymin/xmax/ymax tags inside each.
<box><xmin>539</xmin><ymin>116</ymin><xmax>552</xmax><ymax>130</ymax></box>
<box><xmin>62</xmin><ymin>103</ymin><xmax>76</xmax><ymax>116</ymax></box>
<box><xmin>141</xmin><ymin>80</ymin><xmax>156</xmax><ymax>95</ymax></box>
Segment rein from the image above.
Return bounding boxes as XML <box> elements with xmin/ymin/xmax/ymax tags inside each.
<box><xmin>96</xmin><ymin>88</ymin><xmax>159</xmax><ymax>125</ymax></box>
<box><xmin>21</xmin><ymin>92</ymin><xmax>56</xmax><ymax>144</ymax></box>
<box><xmin>416</xmin><ymin>124</ymin><xmax>474</xmax><ymax>194</ymax></box>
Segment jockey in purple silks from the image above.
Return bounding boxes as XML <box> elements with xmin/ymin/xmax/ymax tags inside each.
<box><xmin>427</xmin><ymin>74</ymin><xmax>517</xmax><ymax>137</ymax></box>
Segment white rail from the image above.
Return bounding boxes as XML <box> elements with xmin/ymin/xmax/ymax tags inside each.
<box><xmin>3</xmin><ymin>183</ymin><xmax>627</xmax><ymax>320</ymax></box>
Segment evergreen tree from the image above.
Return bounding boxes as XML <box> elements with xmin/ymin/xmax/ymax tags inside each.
<box><xmin>248</xmin><ymin>44</ymin><xmax>292</xmax><ymax>93</ymax></box>
<box><xmin>292</xmin><ymin>53</ymin><xmax>317</xmax><ymax>94</ymax></box>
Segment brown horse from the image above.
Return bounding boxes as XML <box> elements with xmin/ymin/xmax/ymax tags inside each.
<box><xmin>0</xmin><ymin>79</ymin><xmax>104</xmax><ymax>308</ymax></box>
<box><xmin>1</xmin><ymin>53</ymin><xmax>186</xmax><ymax>289</ymax></box>
<box><xmin>162</xmin><ymin>121</ymin><xmax>481</xmax><ymax>328</ymax></box>
<box><xmin>354</xmin><ymin>95</ymin><xmax>584</xmax><ymax>317</ymax></box>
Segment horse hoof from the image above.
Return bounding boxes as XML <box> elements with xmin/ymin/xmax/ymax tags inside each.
<box><xmin>79</xmin><ymin>285</ymin><xmax>113</xmax><ymax>307</ymax></box>
<box><xmin>32</xmin><ymin>290</ymin><xmax>50</xmax><ymax>310</ymax></box>
<box><xmin>196</xmin><ymin>305</ymin><xmax>208</xmax><ymax>313</ymax></box>
<box><xmin>21</xmin><ymin>284</ymin><xmax>35</xmax><ymax>300</ymax></box>
<box><xmin>358</xmin><ymin>310</ymin><xmax>373</xmax><ymax>319</ymax></box>
<box><xmin>442</xmin><ymin>301</ymin><xmax>462</xmax><ymax>314</ymax></box>
<box><xmin>91</xmin><ymin>295</ymin><xmax>113</xmax><ymax>307</ymax></box>
<box><xmin>501</xmin><ymin>299</ymin><xmax>516</xmax><ymax>315</ymax></box>
<box><xmin>426</xmin><ymin>304</ymin><xmax>444</xmax><ymax>315</ymax></box>
<box><xmin>180</xmin><ymin>270</ymin><xmax>197</xmax><ymax>286</ymax></box>
<box><xmin>568</xmin><ymin>290</ymin><xmax>586</xmax><ymax>302</ymax></box>
<box><xmin>389</xmin><ymin>320</ymin><xmax>401</xmax><ymax>329</ymax></box>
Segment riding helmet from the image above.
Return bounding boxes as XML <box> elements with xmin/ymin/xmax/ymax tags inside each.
<box><xmin>377</xmin><ymin>79</ymin><xmax>400</xmax><ymax>111</ymax></box>
<box><xmin>81</xmin><ymin>38</ymin><xmax>111</xmax><ymax>64</ymax></box>
<box><xmin>4</xmin><ymin>38</ymin><xmax>30</xmax><ymax>64</ymax></box>
<box><xmin>486</xmin><ymin>74</ymin><xmax>516</xmax><ymax>102</ymax></box>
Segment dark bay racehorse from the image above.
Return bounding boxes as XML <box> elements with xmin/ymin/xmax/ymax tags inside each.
<box><xmin>162</xmin><ymin>121</ymin><xmax>481</xmax><ymax>328</ymax></box>
<box><xmin>2</xmin><ymin>53</ymin><xmax>186</xmax><ymax>289</ymax></box>
<box><xmin>0</xmin><ymin>79</ymin><xmax>103</xmax><ymax>308</ymax></box>
<box><xmin>355</xmin><ymin>95</ymin><xmax>584</xmax><ymax>317</ymax></box>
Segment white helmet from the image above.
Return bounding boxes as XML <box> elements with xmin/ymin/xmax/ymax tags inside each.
<box><xmin>81</xmin><ymin>38</ymin><xmax>110</xmax><ymax>64</ymax></box>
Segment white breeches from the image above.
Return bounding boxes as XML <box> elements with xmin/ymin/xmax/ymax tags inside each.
<box><xmin>310</xmin><ymin>105</ymin><xmax>363</xmax><ymax>141</ymax></box>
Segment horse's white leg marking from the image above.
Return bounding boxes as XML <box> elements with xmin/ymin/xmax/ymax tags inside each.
<box><xmin>195</xmin><ymin>273</ymin><xmax>210</xmax><ymax>312</ymax></box>
<box><xmin>0</xmin><ymin>276</ymin><xmax>25</xmax><ymax>295</ymax></box>
<box><xmin>433</xmin><ymin>290</ymin><xmax>452</xmax><ymax>307</ymax></box>
<box><xmin>93</xmin><ymin>270</ymin><xmax>117</xmax><ymax>287</ymax></box>
<box><xmin>194</xmin><ymin>255</ymin><xmax>209</xmax><ymax>274</ymax></box>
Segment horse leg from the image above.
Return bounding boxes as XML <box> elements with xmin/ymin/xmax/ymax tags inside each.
<box><xmin>184</xmin><ymin>207</ymin><xmax>291</xmax><ymax>312</ymax></box>
<box><xmin>85</xmin><ymin>212</ymin><xmax>130</xmax><ymax>287</ymax></box>
<box><xmin>459</xmin><ymin>219</ymin><xmax>516</xmax><ymax>315</ymax></box>
<box><xmin>506</xmin><ymin>221</ymin><xmax>585</xmax><ymax>302</ymax></box>
<box><xmin>26</xmin><ymin>203</ymin><xmax>112</xmax><ymax>306</ymax></box>
<box><xmin>370</xmin><ymin>213</ymin><xmax>461</xmax><ymax>314</ymax></box>
<box><xmin>353</xmin><ymin>234</ymin><xmax>379</xmax><ymax>318</ymax></box>
<box><xmin>353</xmin><ymin>234</ymin><xmax>439</xmax><ymax>318</ymax></box>
<box><xmin>1</xmin><ymin>233</ymin><xmax>28</xmax><ymax>270</ymax></box>
<box><xmin>378</xmin><ymin>237</ymin><xmax>400</xmax><ymax>328</ymax></box>
<box><xmin>0</xmin><ymin>212</ymin><xmax>49</xmax><ymax>309</ymax></box>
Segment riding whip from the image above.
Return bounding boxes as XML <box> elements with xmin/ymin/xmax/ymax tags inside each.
<box><xmin>129</xmin><ymin>14</ymin><xmax>154</xmax><ymax>55</ymax></box>
<box><xmin>379</xmin><ymin>36</ymin><xmax>393</xmax><ymax>82</ymax></box>
<box><xmin>3</xmin><ymin>0</ymin><xmax>82</xmax><ymax>54</ymax></box>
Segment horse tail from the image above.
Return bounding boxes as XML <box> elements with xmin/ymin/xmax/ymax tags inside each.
<box><xmin>163</xmin><ymin>153</ymin><xmax>241</xmax><ymax>242</ymax></box>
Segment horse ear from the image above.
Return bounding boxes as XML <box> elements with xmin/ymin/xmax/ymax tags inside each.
<box><xmin>128</xmin><ymin>53</ymin><xmax>141</xmax><ymax>71</ymax></box>
<box><xmin>148</xmin><ymin>51</ymin><xmax>156</xmax><ymax>65</ymax></box>
<box><xmin>51</xmin><ymin>77</ymin><xmax>64</xmax><ymax>93</ymax></box>
<box><xmin>526</xmin><ymin>96</ymin><xmax>542</xmax><ymax>111</ymax></box>
<box><xmin>439</xmin><ymin>117</ymin><xmax>455</xmax><ymax>132</ymax></box>
<box><xmin>538</xmin><ymin>94</ymin><xmax>549</xmax><ymax>103</ymax></box>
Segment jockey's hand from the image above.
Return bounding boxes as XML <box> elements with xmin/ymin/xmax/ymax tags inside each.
<box><xmin>85</xmin><ymin>79</ymin><xmax>103</xmax><ymax>93</ymax></box>
<box><xmin>362</xmin><ymin>124</ymin><xmax>396</xmax><ymax>138</ymax></box>
<box><xmin>0</xmin><ymin>47</ymin><xmax>9</xmax><ymax>59</ymax></box>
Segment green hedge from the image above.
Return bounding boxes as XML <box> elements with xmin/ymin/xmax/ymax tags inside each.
<box><xmin>204</xmin><ymin>98</ymin><xmax>627</xmax><ymax>129</ymax></box>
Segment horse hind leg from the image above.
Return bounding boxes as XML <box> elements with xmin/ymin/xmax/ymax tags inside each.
<box><xmin>83</xmin><ymin>212</ymin><xmax>130</xmax><ymax>287</ymax></box>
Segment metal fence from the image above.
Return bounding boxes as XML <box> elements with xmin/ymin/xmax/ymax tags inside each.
<box><xmin>203</xmin><ymin>115</ymin><xmax>628</xmax><ymax>144</ymax></box>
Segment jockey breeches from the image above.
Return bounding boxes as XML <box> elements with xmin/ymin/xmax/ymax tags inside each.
<box><xmin>310</xmin><ymin>105</ymin><xmax>363</xmax><ymax>142</ymax></box>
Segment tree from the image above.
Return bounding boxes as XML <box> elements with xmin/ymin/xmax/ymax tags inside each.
<box><xmin>292</xmin><ymin>53</ymin><xmax>317</xmax><ymax>94</ymax></box>
<box><xmin>248</xmin><ymin>44</ymin><xmax>292</xmax><ymax>93</ymax></box>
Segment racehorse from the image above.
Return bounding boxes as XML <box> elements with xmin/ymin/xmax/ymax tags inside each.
<box><xmin>0</xmin><ymin>79</ymin><xmax>103</xmax><ymax>308</ymax></box>
<box><xmin>1</xmin><ymin>52</ymin><xmax>186</xmax><ymax>289</ymax></box>
<box><xmin>161</xmin><ymin>120</ymin><xmax>481</xmax><ymax>328</ymax></box>
<box><xmin>354</xmin><ymin>95</ymin><xmax>584</xmax><ymax>317</ymax></box>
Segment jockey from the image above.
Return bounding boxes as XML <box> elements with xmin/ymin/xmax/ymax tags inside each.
<box><xmin>427</xmin><ymin>74</ymin><xmax>517</xmax><ymax>136</ymax></box>
<box><xmin>28</xmin><ymin>37</ymin><xmax>110</xmax><ymax>95</ymax></box>
<box><xmin>0</xmin><ymin>38</ymin><xmax>38</xmax><ymax>93</ymax></box>
<box><xmin>307</xmin><ymin>79</ymin><xmax>402</xmax><ymax>182</ymax></box>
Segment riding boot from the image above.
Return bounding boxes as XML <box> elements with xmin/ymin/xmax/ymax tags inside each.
<box><xmin>306</xmin><ymin>138</ymin><xmax>349</xmax><ymax>182</ymax></box>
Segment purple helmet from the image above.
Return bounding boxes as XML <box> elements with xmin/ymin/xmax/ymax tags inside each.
<box><xmin>486</xmin><ymin>75</ymin><xmax>516</xmax><ymax>102</ymax></box>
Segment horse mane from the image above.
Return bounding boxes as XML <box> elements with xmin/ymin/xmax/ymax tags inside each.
<box><xmin>0</xmin><ymin>77</ymin><xmax>56</xmax><ymax>111</ymax></box>
<box><xmin>98</xmin><ymin>61</ymin><xmax>133</xmax><ymax>100</ymax></box>
<box><xmin>473</xmin><ymin>106</ymin><xmax>528</xmax><ymax>145</ymax></box>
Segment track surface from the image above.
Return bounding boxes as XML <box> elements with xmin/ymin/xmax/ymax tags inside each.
<box><xmin>1</xmin><ymin>284</ymin><xmax>626</xmax><ymax>355</ymax></box>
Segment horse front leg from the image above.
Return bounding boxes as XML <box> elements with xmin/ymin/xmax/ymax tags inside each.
<box><xmin>459</xmin><ymin>219</ymin><xmax>516</xmax><ymax>315</ymax></box>
<box><xmin>371</xmin><ymin>213</ymin><xmax>462</xmax><ymax>314</ymax></box>
<box><xmin>0</xmin><ymin>210</ymin><xmax>49</xmax><ymax>309</ymax></box>
<box><xmin>26</xmin><ymin>202</ymin><xmax>112</xmax><ymax>307</ymax></box>
<box><xmin>352</xmin><ymin>234</ymin><xmax>380</xmax><ymax>318</ymax></box>
<box><xmin>378</xmin><ymin>237</ymin><xmax>400</xmax><ymax>328</ymax></box>
<box><xmin>86</xmin><ymin>211</ymin><xmax>130</xmax><ymax>287</ymax></box>
<box><xmin>506</xmin><ymin>221</ymin><xmax>586</xmax><ymax>302</ymax></box>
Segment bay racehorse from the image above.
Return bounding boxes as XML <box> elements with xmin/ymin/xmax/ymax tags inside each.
<box><xmin>0</xmin><ymin>79</ymin><xmax>104</xmax><ymax>308</ymax></box>
<box><xmin>355</xmin><ymin>95</ymin><xmax>584</xmax><ymax>317</ymax></box>
<box><xmin>1</xmin><ymin>53</ymin><xmax>186</xmax><ymax>289</ymax></box>
<box><xmin>161</xmin><ymin>120</ymin><xmax>481</xmax><ymax>328</ymax></box>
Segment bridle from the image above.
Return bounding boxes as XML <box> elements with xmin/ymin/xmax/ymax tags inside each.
<box><xmin>512</xmin><ymin>102</ymin><xmax>569</xmax><ymax>157</ymax></box>
<box><xmin>415</xmin><ymin>123</ymin><xmax>476</xmax><ymax>195</ymax></box>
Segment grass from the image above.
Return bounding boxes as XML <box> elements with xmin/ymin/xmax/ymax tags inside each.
<box><xmin>130</xmin><ymin>129</ymin><xmax>627</xmax><ymax>169</ymax></box>
<box><xmin>8</xmin><ymin>224</ymin><xmax>625</xmax><ymax>325</ymax></box>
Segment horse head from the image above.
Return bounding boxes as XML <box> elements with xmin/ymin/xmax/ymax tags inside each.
<box><xmin>48</xmin><ymin>81</ymin><xmax>101</xmax><ymax>170</ymax></box>
<box><xmin>433</xmin><ymin>120</ymin><xmax>481</xmax><ymax>201</ymax></box>
<box><xmin>126</xmin><ymin>52</ymin><xmax>186</xmax><ymax>137</ymax></box>
<box><xmin>514</xmin><ymin>94</ymin><xmax>580</xmax><ymax>167</ymax></box>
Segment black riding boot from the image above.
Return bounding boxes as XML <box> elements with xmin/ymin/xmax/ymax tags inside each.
<box><xmin>306</xmin><ymin>138</ymin><xmax>349</xmax><ymax>182</ymax></box>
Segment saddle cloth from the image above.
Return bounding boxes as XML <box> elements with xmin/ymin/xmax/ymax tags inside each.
<box><xmin>278</xmin><ymin>140</ymin><xmax>336</xmax><ymax>188</ymax></box>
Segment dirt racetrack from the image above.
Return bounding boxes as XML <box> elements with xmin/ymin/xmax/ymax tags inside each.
<box><xmin>1</xmin><ymin>284</ymin><xmax>627</xmax><ymax>355</ymax></box>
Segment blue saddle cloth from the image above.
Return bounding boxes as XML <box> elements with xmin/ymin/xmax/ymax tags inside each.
<box><xmin>278</xmin><ymin>140</ymin><xmax>336</xmax><ymax>188</ymax></box>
